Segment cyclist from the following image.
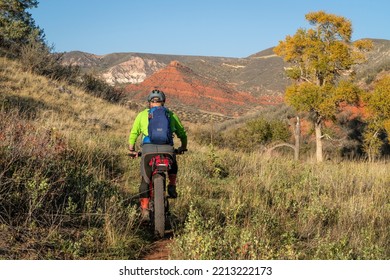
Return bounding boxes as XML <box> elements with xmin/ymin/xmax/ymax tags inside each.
<box><xmin>128</xmin><ymin>89</ymin><xmax>187</xmax><ymax>220</ymax></box>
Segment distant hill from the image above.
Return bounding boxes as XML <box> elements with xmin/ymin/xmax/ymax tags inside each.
<box><xmin>354</xmin><ymin>39</ymin><xmax>390</xmax><ymax>84</ymax></box>
<box><xmin>125</xmin><ymin>60</ymin><xmax>283</xmax><ymax>117</ymax></box>
<box><xmin>60</xmin><ymin>39</ymin><xmax>390</xmax><ymax>117</ymax></box>
<box><xmin>60</xmin><ymin>46</ymin><xmax>291</xmax><ymax>98</ymax></box>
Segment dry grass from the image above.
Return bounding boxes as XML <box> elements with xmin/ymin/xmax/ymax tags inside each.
<box><xmin>1</xmin><ymin>57</ymin><xmax>134</xmax><ymax>137</ymax></box>
<box><xmin>170</xmin><ymin>146</ymin><xmax>390</xmax><ymax>259</ymax></box>
<box><xmin>1</xmin><ymin>57</ymin><xmax>144</xmax><ymax>259</ymax></box>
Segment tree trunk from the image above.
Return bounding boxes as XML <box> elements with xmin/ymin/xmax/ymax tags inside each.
<box><xmin>294</xmin><ymin>116</ymin><xmax>300</xmax><ymax>161</ymax></box>
<box><xmin>315</xmin><ymin>120</ymin><xmax>323</xmax><ymax>162</ymax></box>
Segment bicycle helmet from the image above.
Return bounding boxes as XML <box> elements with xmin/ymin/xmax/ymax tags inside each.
<box><xmin>147</xmin><ymin>89</ymin><xmax>166</xmax><ymax>102</ymax></box>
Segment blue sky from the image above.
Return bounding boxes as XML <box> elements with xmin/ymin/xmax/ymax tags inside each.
<box><xmin>30</xmin><ymin>0</ymin><xmax>389</xmax><ymax>58</ymax></box>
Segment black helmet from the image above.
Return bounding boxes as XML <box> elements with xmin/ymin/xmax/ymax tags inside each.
<box><xmin>147</xmin><ymin>89</ymin><xmax>166</xmax><ymax>102</ymax></box>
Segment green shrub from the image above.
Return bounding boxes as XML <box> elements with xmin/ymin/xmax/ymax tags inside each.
<box><xmin>223</xmin><ymin>117</ymin><xmax>291</xmax><ymax>151</ymax></box>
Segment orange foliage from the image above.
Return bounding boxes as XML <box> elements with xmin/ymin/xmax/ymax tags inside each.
<box><xmin>338</xmin><ymin>101</ymin><xmax>370</xmax><ymax>121</ymax></box>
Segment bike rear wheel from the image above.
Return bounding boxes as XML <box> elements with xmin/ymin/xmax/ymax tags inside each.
<box><xmin>152</xmin><ymin>174</ymin><xmax>166</xmax><ymax>238</ymax></box>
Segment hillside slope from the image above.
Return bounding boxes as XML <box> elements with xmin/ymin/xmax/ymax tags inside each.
<box><xmin>1</xmin><ymin>58</ymin><xmax>133</xmax><ymax>140</ymax></box>
<box><xmin>0</xmin><ymin>57</ymin><xmax>147</xmax><ymax>259</ymax></box>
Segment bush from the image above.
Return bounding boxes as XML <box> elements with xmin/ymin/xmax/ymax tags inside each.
<box><xmin>224</xmin><ymin>117</ymin><xmax>291</xmax><ymax>151</ymax></box>
<box><xmin>192</xmin><ymin>117</ymin><xmax>291</xmax><ymax>152</ymax></box>
<box><xmin>79</xmin><ymin>73</ymin><xmax>125</xmax><ymax>103</ymax></box>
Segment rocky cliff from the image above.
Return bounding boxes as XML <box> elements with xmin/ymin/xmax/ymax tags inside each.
<box><xmin>101</xmin><ymin>56</ymin><xmax>166</xmax><ymax>85</ymax></box>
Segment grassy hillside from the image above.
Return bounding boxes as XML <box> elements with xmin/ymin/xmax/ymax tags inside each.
<box><xmin>0</xmin><ymin>57</ymin><xmax>143</xmax><ymax>259</ymax></box>
<box><xmin>1</xmin><ymin>57</ymin><xmax>389</xmax><ymax>260</ymax></box>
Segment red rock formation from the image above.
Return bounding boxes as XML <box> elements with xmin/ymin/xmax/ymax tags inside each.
<box><xmin>125</xmin><ymin>61</ymin><xmax>282</xmax><ymax>116</ymax></box>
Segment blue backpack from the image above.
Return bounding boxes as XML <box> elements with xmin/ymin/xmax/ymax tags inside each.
<box><xmin>146</xmin><ymin>106</ymin><xmax>173</xmax><ymax>145</ymax></box>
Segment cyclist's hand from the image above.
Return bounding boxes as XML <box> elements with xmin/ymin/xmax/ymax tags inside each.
<box><xmin>128</xmin><ymin>150</ymin><xmax>139</xmax><ymax>158</ymax></box>
<box><xmin>177</xmin><ymin>147</ymin><xmax>187</xmax><ymax>154</ymax></box>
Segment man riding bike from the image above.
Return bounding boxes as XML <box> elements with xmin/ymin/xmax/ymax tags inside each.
<box><xmin>128</xmin><ymin>89</ymin><xmax>187</xmax><ymax>220</ymax></box>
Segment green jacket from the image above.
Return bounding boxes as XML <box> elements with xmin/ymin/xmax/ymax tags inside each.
<box><xmin>128</xmin><ymin>107</ymin><xmax>187</xmax><ymax>147</ymax></box>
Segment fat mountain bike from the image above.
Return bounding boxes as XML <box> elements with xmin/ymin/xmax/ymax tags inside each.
<box><xmin>132</xmin><ymin>149</ymin><xmax>186</xmax><ymax>238</ymax></box>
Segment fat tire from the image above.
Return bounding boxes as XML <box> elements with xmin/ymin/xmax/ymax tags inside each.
<box><xmin>152</xmin><ymin>174</ymin><xmax>165</xmax><ymax>238</ymax></box>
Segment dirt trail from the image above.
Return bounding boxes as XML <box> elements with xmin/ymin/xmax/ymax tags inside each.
<box><xmin>142</xmin><ymin>239</ymin><xmax>173</xmax><ymax>260</ymax></box>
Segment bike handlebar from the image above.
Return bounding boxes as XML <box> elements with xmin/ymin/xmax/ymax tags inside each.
<box><xmin>128</xmin><ymin>148</ymin><xmax>187</xmax><ymax>158</ymax></box>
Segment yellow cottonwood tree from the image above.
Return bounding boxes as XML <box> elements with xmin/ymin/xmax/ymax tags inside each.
<box><xmin>274</xmin><ymin>11</ymin><xmax>372</xmax><ymax>162</ymax></box>
<box><xmin>362</xmin><ymin>75</ymin><xmax>390</xmax><ymax>160</ymax></box>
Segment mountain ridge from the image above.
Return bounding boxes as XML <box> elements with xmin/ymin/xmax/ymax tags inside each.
<box><xmin>61</xmin><ymin>38</ymin><xmax>389</xmax><ymax>117</ymax></box>
<box><xmin>124</xmin><ymin>60</ymin><xmax>282</xmax><ymax>117</ymax></box>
